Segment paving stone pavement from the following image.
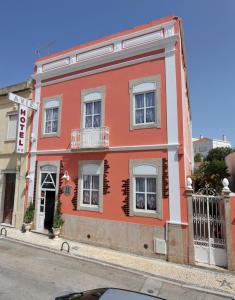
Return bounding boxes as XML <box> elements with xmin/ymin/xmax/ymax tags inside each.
<box><xmin>1</xmin><ymin>225</ymin><xmax>235</xmax><ymax>298</ymax></box>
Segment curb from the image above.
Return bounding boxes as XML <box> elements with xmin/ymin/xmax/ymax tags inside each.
<box><xmin>1</xmin><ymin>235</ymin><xmax>235</xmax><ymax>299</ymax></box>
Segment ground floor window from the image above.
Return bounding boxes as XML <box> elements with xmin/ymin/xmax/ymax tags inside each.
<box><xmin>78</xmin><ymin>160</ymin><xmax>104</xmax><ymax>212</ymax></box>
<box><xmin>129</xmin><ymin>158</ymin><xmax>162</xmax><ymax>218</ymax></box>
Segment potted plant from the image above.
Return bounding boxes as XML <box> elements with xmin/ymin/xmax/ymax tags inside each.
<box><xmin>52</xmin><ymin>211</ymin><xmax>64</xmax><ymax>238</ymax></box>
<box><xmin>23</xmin><ymin>202</ymin><xmax>34</xmax><ymax>232</ymax></box>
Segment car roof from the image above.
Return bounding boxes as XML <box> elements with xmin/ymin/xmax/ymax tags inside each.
<box><xmin>100</xmin><ymin>288</ymin><xmax>163</xmax><ymax>300</ymax></box>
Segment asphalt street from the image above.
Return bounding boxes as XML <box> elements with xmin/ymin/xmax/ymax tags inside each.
<box><xmin>0</xmin><ymin>239</ymin><xmax>231</xmax><ymax>300</ymax></box>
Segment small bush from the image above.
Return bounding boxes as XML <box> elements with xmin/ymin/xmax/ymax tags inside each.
<box><xmin>24</xmin><ymin>203</ymin><xmax>34</xmax><ymax>223</ymax></box>
<box><xmin>53</xmin><ymin>212</ymin><xmax>64</xmax><ymax>228</ymax></box>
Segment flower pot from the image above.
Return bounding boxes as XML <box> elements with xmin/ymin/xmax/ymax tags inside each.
<box><xmin>24</xmin><ymin>222</ymin><xmax>33</xmax><ymax>233</ymax></box>
<box><xmin>52</xmin><ymin>227</ymin><xmax>61</xmax><ymax>238</ymax></box>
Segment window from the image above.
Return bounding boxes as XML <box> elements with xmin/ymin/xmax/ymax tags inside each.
<box><xmin>78</xmin><ymin>160</ymin><xmax>104</xmax><ymax>212</ymax></box>
<box><xmin>42</xmin><ymin>97</ymin><xmax>62</xmax><ymax>137</ymax></box>
<box><xmin>44</xmin><ymin>107</ymin><xmax>59</xmax><ymax>134</ymax></box>
<box><xmin>129</xmin><ymin>76</ymin><xmax>161</xmax><ymax>130</ymax></box>
<box><xmin>85</xmin><ymin>101</ymin><xmax>101</xmax><ymax>128</ymax></box>
<box><xmin>81</xmin><ymin>87</ymin><xmax>105</xmax><ymax>129</ymax></box>
<box><xmin>7</xmin><ymin>113</ymin><xmax>17</xmax><ymax>140</ymax></box>
<box><xmin>135</xmin><ymin>91</ymin><xmax>155</xmax><ymax>124</ymax></box>
<box><xmin>135</xmin><ymin>177</ymin><xmax>157</xmax><ymax>211</ymax></box>
<box><xmin>82</xmin><ymin>175</ymin><xmax>99</xmax><ymax>205</ymax></box>
<box><xmin>129</xmin><ymin>159</ymin><xmax>162</xmax><ymax>218</ymax></box>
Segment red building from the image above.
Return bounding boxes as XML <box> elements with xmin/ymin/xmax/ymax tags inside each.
<box><xmin>28</xmin><ymin>16</ymin><xmax>193</xmax><ymax>263</ymax></box>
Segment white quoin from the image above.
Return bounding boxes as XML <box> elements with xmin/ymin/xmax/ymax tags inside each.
<box><xmin>186</xmin><ymin>177</ymin><xmax>193</xmax><ymax>189</ymax></box>
<box><xmin>222</xmin><ymin>178</ymin><xmax>230</xmax><ymax>192</ymax></box>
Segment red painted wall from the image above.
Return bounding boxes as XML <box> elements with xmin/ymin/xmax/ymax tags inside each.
<box><xmin>37</xmin><ymin>150</ymin><xmax>169</xmax><ymax>227</ymax></box>
<box><xmin>230</xmin><ymin>195</ymin><xmax>235</xmax><ymax>268</ymax></box>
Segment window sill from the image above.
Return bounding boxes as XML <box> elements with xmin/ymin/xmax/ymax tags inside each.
<box><xmin>130</xmin><ymin>210</ymin><xmax>162</xmax><ymax>219</ymax></box>
<box><xmin>4</xmin><ymin>139</ymin><xmax>16</xmax><ymax>143</ymax></box>
<box><xmin>41</xmin><ymin>133</ymin><xmax>60</xmax><ymax>138</ymax></box>
<box><xmin>130</xmin><ymin>123</ymin><xmax>161</xmax><ymax>130</ymax></box>
<box><xmin>77</xmin><ymin>205</ymin><xmax>102</xmax><ymax>213</ymax></box>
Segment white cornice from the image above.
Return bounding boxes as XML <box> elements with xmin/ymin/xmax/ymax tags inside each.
<box><xmin>34</xmin><ymin>143</ymin><xmax>179</xmax><ymax>155</ymax></box>
<box><xmin>33</xmin><ymin>35</ymin><xmax>178</xmax><ymax>83</ymax></box>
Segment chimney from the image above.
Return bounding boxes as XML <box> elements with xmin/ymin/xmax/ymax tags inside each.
<box><xmin>222</xmin><ymin>134</ymin><xmax>226</xmax><ymax>141</ymax></box>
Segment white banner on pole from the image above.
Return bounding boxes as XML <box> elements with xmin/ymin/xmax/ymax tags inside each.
<box><xmin>16</xmin><ymin>105</ymin><xmax>28</xmax><ymax>154</ymax></box>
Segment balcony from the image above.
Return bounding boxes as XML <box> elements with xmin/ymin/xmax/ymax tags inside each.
<box><xmin>71</xmin><ymin>127</ymin><xmax>110</xmax><ymax>149</ymax></box>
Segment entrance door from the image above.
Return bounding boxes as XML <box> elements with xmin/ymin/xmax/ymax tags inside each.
<box><xmin>192</xmin><ymin>193</ymin><xmax>227</xmax><ymax>267</ymax></box>
<box><xmin>44</xmin><ymin>191</ymin><xmax>55</xmax><ymax>230</ymax></box>
<box><xmin>2</xmin><ymin>173</ymin><xmax>16</xmax><ymax>224</ymax></box>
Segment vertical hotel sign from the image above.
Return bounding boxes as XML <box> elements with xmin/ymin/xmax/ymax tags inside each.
<box><xmin>8</xmin><ymin>92</ymin><xmax>38</xmax><ymax>154</ymax></box>
<box><xmin>17</xmin><ymin>105</ymin><xmax>28</xmax><ymax>153</ymax></box>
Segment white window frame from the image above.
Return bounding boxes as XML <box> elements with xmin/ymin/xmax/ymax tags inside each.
<box><xmin>134</xmin><ymin>176</ymin><xmax>157</xmax><ymax>213</ymax></box>
<box><xmin>42</xmin><ymin>96</ymin><xmax>62</xmax><ymax>137</ymax></box>
<box><xmin>83</xmin><ymin>99</ymin><xmax>102</xmax><ymax>129</ymax></box>
<box><xmin>6</xmin><ymin>112</ymin><xmax>18</xmax><ymax>141</ymax></box>
<box><xmin>129</xmin><ymin>158</ymin><xmax>163</xmax><ymax>219</ymax></box>
<box><xmin>129</xmin><ymin>75</ymin><xmax>161</xmax><ymax>130</ymax></box>
<box><xmin>77</xmin><ymin>160</ymin><xmax>104</xmax><ymax>212</ymax></box>
<box><xmin>133</xmin><ymin>90</ymin><xmax>156</xmax><ymax>126</ymax></box>
<box><xmin>81</xmin><ymin>87</ymin><xmax>105</xmax><ymax>130</ymax></box>
<box><xmin>44</xmin><ymin>106</ymin><xmax>59</xmax><ymax>134</ymax></box>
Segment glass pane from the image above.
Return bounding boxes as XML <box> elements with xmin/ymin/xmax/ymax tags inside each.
<box><xmin>92</xmin><ymin>175</ymin><xmax>99</xmax><ymax>190</ymax></box>
<box><xmin>147</xmin><ymin>178</ymin><xmax>156</xmax><ymax>193</ymax></box>
<box><xmin>52</xmin><ymin>120</ymin><xmax>58</xmax><ymax>132</ymax></box>
<box><xmin>94</xmin><ymin>101</ymin><xmax>101</xmax><ymax>114</ymax></box>
<box><xmin>136</xmin><ymin>178</ymin><xmax>145</xmax><ymax>192</ymax></box>
<box><xmin>53</xmin><ymin>107</ymin><xmax>59</xmax><ymax>120</ymax></box>
<box><xmin>135</xmin><ymin>94</ymin><xmax>144</xmax><ymax>108</ymax></box>
<box><xmin>45</xmin><ymin>108</ymin><xmax>53</xmax><ymax>121</ymax></box>
<box><xmin>83</xmin><ymin>190</ymin><xmax>90</xmax><ymax>204</ymax></box>
<box><xmin>51</xmin><ymin>173</ymin><xmax>57</xmax><ymax>185</ymax></box>
<box><xmin>146</xmin><ymin>108</ymin><xmax>155</xmax><ymax>123</ymax></box>
<box><xmin>40</xmin><ymin>206</ymin><xmax>44</xmax><ymax>213</ymax></box>
<box><xmin>146</xmin><ymin>92</ymin><xmax>155</xmax><ymax>107</ymax></box>
<box><xmin>41</xmin><ymin>173</ymin><xmax>47</xmax><ymax>185</ymax></box>
<box><xmin>83</xmin><ymin>175</ymin><xmax>90</xmax><ymax>189</ymax></box>
<box><xmin>91</xmin><ymin>191</ymin><xmax>99</xmax><ymax>205</ymax></box>
<box><xmin>135</xmin><ymin>109</ymin><xmax>144</xmax><ymax>124</ymax></box>
<box><xmin>136</xmin><ymin>193</ymin><xmax>145</xmax><ymax>209</ymax></box>
<box><xmin>93</xmin><ymin>115</ymin><xmax>101</xmax><ymax>128</ymax></box>
<box><xmin>147</xmin><ymin>194</ymin><xmax>156</xmax><ymax>210</ymax></box>
<box><xmin>85</xmin><ymin>116</ymin><xmax>92</xmax><ymax>128</ymax></box>
<box><xmin>42</xmin><ymin>182</ymin><xmax>55</xmax><ymax>189</ymax></box>
<box><xmin>45</xmin><ymin>121</ymin><xmax>52</xmax><ymax>133</ymax></box>
<box><xmin>85</xmin><ymin>102</ymin><xmax>92</xmax><ymax>115</ymax></box>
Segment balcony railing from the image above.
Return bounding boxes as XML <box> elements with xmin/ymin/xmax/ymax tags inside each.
<box><xmin>71</xmin><ymin>127</ymin><xmax>110</xmax><ymax>149</ymax></box>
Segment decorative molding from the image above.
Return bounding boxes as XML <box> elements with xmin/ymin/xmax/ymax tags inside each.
<box><xmin>42</xmin><ymin>57</ymin><xmax>70</xmax><ymax>72</ymax></box>
<box><xmin>122</xmin><ymin>30</ymin><xmax>163</xmax><ymax>49</ymax></box>
<box><xmin>34</xmin><ymin>143</ymin><xmax>179</xmax><ymax>155</ymax></box>
<box><xmin>77</xmin><ymin>45</ymin><xmax>114</xmax><ymax>62</ymax></box>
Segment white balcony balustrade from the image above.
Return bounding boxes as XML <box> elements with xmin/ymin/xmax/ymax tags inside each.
<box><xmin>71</xmin><ymin>127</ymin><xmax>110</xmax><ymax>149</ymax></box>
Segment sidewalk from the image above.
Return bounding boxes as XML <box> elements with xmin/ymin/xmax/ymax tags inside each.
<box><xmin>1</xmin><ymin>225</ymin><xmax>235</xmax><ymax>298</ymax></box>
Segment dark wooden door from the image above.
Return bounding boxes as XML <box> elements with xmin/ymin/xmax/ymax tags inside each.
<box><xmin>44</xmin><ymin>191</ymin><xmax>55</xmax><ymax>230</ymax></box>
<box><xmin>3</xmin><ymin>173</ymin><xmax>16</xmax><ymax>224</ymax></box>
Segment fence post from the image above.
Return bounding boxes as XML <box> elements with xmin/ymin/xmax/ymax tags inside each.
<box><xmin>222</xmin><ymin>178</ymin><xmax>235</xmax><ymax>271</ymax></box>
<box><xmin>186</xmin><ymin>177</ymin><xmax>195</xmax><ymax>265</ymax></box>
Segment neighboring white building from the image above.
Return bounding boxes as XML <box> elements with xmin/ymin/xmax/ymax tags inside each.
<box><xmin>193</xmin><ymin>135</ymin><xmax>232</xmax><ymax>157</ymax></box>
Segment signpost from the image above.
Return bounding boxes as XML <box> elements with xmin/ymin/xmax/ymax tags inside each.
<box><xmin>8</xmin><ymin>92</ymin><xmax>38</xmax><ymax>154</ymax></box>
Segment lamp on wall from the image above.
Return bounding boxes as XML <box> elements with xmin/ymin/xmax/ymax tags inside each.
<box><xmin>62</xmin><ymin>170</ymin><xmax>70</xmax><ymax>181</ymax></box>
<box><xmin>25</xmin><ymin>172</ymin><xmax>32</xmax><ymax>182</ymax></box>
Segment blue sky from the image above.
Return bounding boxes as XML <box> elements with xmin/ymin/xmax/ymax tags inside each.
<box><xmin>0</xmin><ymin>0</ymin><xmax>234</xmax><ymax>145</ymax></box>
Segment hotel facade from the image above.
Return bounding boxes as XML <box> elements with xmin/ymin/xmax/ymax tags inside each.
<box><xmin>27</xmin><ymin>16</ymin><xmax>193</xmax><ymax>263</ymax></box>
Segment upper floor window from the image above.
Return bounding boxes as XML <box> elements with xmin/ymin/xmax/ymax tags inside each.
<box><xmin>81</xmin><ymin>87</ymin><xmax>105</xmax><ymax>129</ymax></box>
<box><xmin>7</xmin><ymin>112</ymin><xmax>17</xmax><ymax>140</ymax></box>
<box><xmin>129</xmin><ymin>76</ymin><xmax>161</xmax><ymax>130</ymax></box>
<box><xmin>85</xmin><ymin>100</ymin><xmax>101</xmax><ymax>128</ymax></box>
<box><xmin>42</xmin><ymin>96</ymin><xmax>62</xmax><ymax>137</ymax></box>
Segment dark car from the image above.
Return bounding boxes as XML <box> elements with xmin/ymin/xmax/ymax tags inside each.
<box><xmin>54</xmin><ymin>288</ymin><xmax>165</xmax><ymax>300</ymax></box>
